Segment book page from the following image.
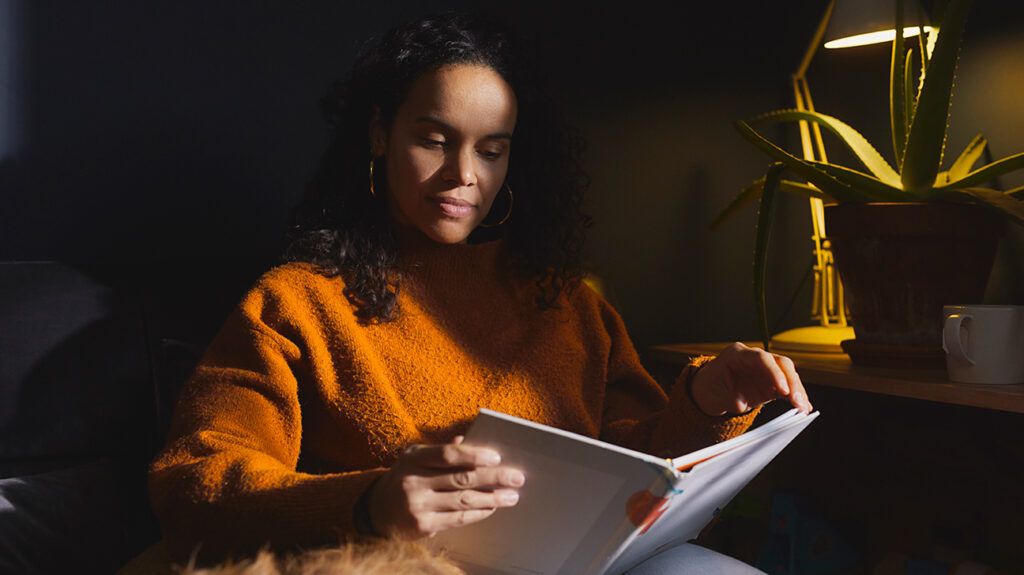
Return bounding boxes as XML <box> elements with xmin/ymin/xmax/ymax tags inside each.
<box><xmin>671</xmin><ymin>408</ymin><xmax>803</xmax><ymax>470</ymax></box>
<box><xmin>605</xmin><ymin>411</ymin><xmax>818</xmax><ymax>574</ymax></box>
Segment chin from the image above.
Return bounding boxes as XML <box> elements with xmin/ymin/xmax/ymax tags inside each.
<box><xmin>423</xmin><ymin>220</ymin><xmax>475</xmax><ymax>244</ymax></box>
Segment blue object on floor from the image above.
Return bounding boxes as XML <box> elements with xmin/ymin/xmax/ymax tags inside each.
<box><xmin>755</xmin><ymin>491</ymin><xmax>860</xmax><ymax>574</ymax></box>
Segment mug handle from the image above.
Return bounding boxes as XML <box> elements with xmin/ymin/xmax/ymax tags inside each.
<box><xmin>942</xmin><ymin>313</ymin><xmax>974</xmax><ymax>366</ymax></box>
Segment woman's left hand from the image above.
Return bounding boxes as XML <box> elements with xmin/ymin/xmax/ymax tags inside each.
<box><xmin>688</xmin><ymin>342</ymin><xmax>813</xmax><ymax>416</ymax></box>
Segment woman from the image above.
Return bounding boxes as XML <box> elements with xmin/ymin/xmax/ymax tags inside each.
<box><xmin>147</xmin><ymin>11</ymin><xmax>812</xmax><ymax>574</ymax></box>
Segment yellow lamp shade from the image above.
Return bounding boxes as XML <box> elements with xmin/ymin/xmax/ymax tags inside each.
<box><xmin>824</xmin><ymin>0</ymin><xmax>931</xmax><ymax>49</ymax></box>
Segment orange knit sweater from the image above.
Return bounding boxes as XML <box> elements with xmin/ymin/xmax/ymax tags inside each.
<box><xmin>148</xmin><ymin>238</ymin><xmax>759</xmax><ymax>563</ymax></box>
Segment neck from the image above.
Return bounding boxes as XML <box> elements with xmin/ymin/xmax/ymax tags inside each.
<box><xmin>390</xmin><ymin>223</ymin><xmax>467</xmax><ymax>255</ymax></box>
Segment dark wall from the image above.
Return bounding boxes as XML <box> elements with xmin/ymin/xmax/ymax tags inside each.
<box><xmin>495</xmin><ymin>1</ymin><xmax>1024</xmax><ymax>351</ymax></box>
<box><xmin>1</xmin><ymin>1</ymin><xmax>1022</xmax><ymax>352</ymax></box>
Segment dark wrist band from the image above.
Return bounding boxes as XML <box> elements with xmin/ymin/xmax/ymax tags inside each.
<box><xmin>684</xmin><ymin>361</ymin><xmax>714</xmax><ymax>416</ymax></box>
<box><xmin>353</xmin><ymin>477</ymin><xmax>382</xmax><ymax>537</ymax></box>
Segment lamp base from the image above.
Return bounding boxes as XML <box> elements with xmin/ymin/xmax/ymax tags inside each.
<box><xmin>770</xmin><ymin>325</ymin><xmax>855</xmax><ymax>354</ymax></box>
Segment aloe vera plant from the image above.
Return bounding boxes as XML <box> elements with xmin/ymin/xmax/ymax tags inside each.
<box><xmin>718</xmin><ymin>0</ymin><xmax>1024</xmax><ymax>348</ymax></box>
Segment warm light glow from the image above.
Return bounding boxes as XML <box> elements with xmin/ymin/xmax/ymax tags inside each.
<box><xmin>825</xmin><ymin>26</ymin><xmax>933</xmax><ymax>49</ymax></box>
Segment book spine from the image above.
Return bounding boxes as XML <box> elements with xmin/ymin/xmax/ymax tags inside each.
<box><xmin>587</xmin><ymin>472</ymin><xmax>675</xmax><ymax>575</ymax></box>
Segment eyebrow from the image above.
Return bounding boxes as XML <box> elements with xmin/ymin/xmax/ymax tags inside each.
<box><xmin>414</xmin><ymin>115</ymin><xmax>513</xmax><ymax>140</ymax></box>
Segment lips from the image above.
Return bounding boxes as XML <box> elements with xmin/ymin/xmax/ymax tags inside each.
<box><xmin>433</xmin><ymin>196</ymin><xmax>476</xmax><ymax>218</ymax></box>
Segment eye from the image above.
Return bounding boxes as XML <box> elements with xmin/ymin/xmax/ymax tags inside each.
<box><xmin>478</xmin><ymin>147</ymin><xmax>506</xmax><ymax>161</ymax></box>
<box><xmin>420</xmin><ymin>137</ymin><xmax>445</xmax><ymax>150</ymax></box>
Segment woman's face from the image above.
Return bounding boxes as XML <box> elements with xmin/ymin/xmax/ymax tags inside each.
<box><xmin>374</xmin><ymin>63</ymin><xmax>518</xmax><ymax>244</ymax></box>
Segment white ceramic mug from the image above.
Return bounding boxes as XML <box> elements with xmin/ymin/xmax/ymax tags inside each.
<box><xmin>942</xmin><ymin>305</ymin><xmax>1024</xmax><ymax>384</ymax></box>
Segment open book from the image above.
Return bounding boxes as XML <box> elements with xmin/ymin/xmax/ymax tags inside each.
<box><xmin>429</xmin><ymin>408</ymin><xmax>819</xmax><ymax>575</ymax></box>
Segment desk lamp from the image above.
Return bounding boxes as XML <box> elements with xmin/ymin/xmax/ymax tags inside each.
<box><xmin>769</xmin><ymin>0</ymin><xmax>932</xmax><ymax>353</ymax></box>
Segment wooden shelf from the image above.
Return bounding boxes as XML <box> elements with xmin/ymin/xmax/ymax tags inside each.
<box><xmin>649</xmin><ymin>342</ymin><xmax>1024</xmax><ymax>415</ymax></box>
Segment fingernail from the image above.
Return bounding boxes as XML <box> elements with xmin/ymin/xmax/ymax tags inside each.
<box><xmin>501</xmin><ymin>491</ymin><xmax>519</xmax><ymax>505</ymax></box>
<box><xmin>509</xmin><ymin>471</ymin><xmax>525</xmax><ymax>486</ymax></box>
<box><xmin>481</xmin><ymin>452</ymin><xmax>501</xmax><ymax>466</ymax></box>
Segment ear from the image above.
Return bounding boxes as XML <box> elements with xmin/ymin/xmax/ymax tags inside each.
<box><xmin>368</xmin><ymin>106</ymin><xmax>387</xmax><ymax>157</ymax></box>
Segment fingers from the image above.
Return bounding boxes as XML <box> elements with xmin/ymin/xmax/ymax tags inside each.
<box><xmin>691</xmin><ymin>342</ymin><xmax>815</xmax><ymax>416</ymax></box>
<box><xmin>768</xmin><ymin>353</ymin><xmax>813</xmax><ymax>413</ymax></box>
<box><xmin>400</xmin><ymin>462</ymin><xmax>524</xmax><ymax>535</ymax></box>
<box><xmin>420</xmin><ymin>465</ymin><xmax>526</xmax><ymax>491</ymax></box>
<box><xmin>717</xmin><ymin>344</ymin><xmax>814</xmax><ymax>414</ymax></box>
<box><xmin>772</xmin><ymin>355</ymin><xmax>813</xmax><ymax>413</ymax></box>
<box><xmin>376</xmin><ymin>438</ymin><xmax>528</xmax><ymax>538</ymax></box>
<box><xmin>721</xmin><ymin>347</ymin><xmax>787</xmax><ymax>412</ymax></box>
<box><xmin>402</xmin><ymin>442</ymin><xmax>501</xmax><ymax>469</ymax></box>
<box><xmin>434</xmin><ymin>487</ymin><xmax>521</xmax><ymax>511</ymax></box>
<box><xmin>753</xmin><ymin>349</ymin><xmax>789</xmax><ymax>396</ymax></box>
<box><xmin>412</xmin><ymin>488</ymin><xmax>519</xmax><ymax>533</ymax></box>
<box><xmin>402</xmin><ymin>505</ymin><xmax>502</xmax><ymax>537</ymax></box>
<box><xmin>429</xmin><ymin>508</ymin><xmax>500</xmax><ymax>531</ymax></box>
<box><xmin>726</xmin><ymin>342</ymin><xmax>789</xmax><ymax>400</ymax></box>
<box><xmin>406</xmin><ymin>486</ymin><xmax>517</xmax><ymax>521</ymax></box>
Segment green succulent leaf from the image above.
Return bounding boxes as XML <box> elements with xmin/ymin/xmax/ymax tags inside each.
<box><xmin>754</xmin><ymin>163</ymin><xmax>785</xmax><ymax>350</ymax></box>
<box><xmin>751</xmin><ymin>109</ymin><xmax>902</xmax><ymax>188</ymax></box>
<box><xmin>891</xmin><ymin>0</ymin><xmax>907</xmax><ymax>167</ymax></box>
<box><xmin>932</xmin><ymin>187</ymin><xmax>1024</xmax><ymax>226</ymax></box>
<box><xmin>901</xmin><ymin>0</ymin><xmax>973</xmax><ymax>192</ymax></box>
<box><xmin>711</xmin><ymin>177</ymin><xmax>826</xmax><ymax>230</ymax></box>
<box><xmin>917</xmin><ymin>1</ymin><xmax>932</xmax><ymax>69</ymax></box>
<box><xmin>903</xmin><ymin>48</ymin><xmax>916</xmax><ymax>152</ymax></box>
<box><xmin>712</xmin><ymin>178</ymin><xmax>764</xmax><ymax>230</ymax></box>
<box><xmin>777</xmin><ymin>179</ymin><xmax>828</xmax><ymax>199</ymax></box>
<box><xmin>947</xmin><ymin>133</ymin><xmax>987</xmax><ymax>181</ymax></box>
<box><xmin>736</xmin><ymin>122</ymin><xmax>882</xmax><ymax>203</ymax></box>
<box><xmin>939</xmin><ymin>151</ymin><xmax>1024</xmax><ymax>190</ymax></box>
<box><xmin>807</xmin><ymin>161</ymin><xmax>910</xmax><ymax>201</ymax></box>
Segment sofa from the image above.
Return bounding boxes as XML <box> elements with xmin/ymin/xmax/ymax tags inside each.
<box><xmin>0</xmin><ymin>262</ymin><xmax>163</xmax><ymax>573</ymax></box>
<box><xmin>0</xmin><ymin>260</ymin><xmax>270</xmax><ymax>574</ymax></box>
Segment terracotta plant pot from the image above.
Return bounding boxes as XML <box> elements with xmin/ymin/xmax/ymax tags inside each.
<box><xmin>824</xmin><ymin>203</ymin><xmax>1004</xmax><ymax>368</ymax></box>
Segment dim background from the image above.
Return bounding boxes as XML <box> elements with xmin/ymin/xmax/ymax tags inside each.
<box><xmin>0</xmin><ymin>0</ymin><xmax>1021</xmax><ymax>352</ymax></box>
<box><xmin>3</xmin><ymin>2</ymin><xmax>1023</xmax><ymax>570</ymax></box>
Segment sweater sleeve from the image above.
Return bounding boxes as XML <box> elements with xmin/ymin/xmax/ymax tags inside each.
<box><xmin>595</xmin><ymin>297</ymin><xmax>760</xmax><ymax>458</ymax></box>
<box><xmin>148</xmin><ymin>278</ymin><xmax>386</xmax><ymax>565</ymax></box>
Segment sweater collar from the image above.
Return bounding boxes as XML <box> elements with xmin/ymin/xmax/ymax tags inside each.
<box><xmin>395</xmin><ymin>230</ymin><xmax>506</xmax><ymax>281</ymax></box>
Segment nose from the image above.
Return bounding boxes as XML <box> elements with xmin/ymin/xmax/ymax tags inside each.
<box><xmin>441</xmin><ymin>146</ymin><xmax>478</xmax><ymax>188</ymax></box>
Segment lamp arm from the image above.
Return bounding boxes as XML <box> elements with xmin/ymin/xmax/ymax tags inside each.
<box><xmin>791</xmin><ymin>0</ymin><xmax>850</xmax><ymax>329</ymax></box>
<box><xmin>796</xmin><ymin>0</ymin><xmax>836</xmax><ymax>78</ymax></box>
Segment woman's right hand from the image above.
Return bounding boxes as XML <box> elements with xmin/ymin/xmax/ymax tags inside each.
<box><xmin>367</xmin><ymin>436</ymin><xmax>525</xmax><ymax>538</ymax></box>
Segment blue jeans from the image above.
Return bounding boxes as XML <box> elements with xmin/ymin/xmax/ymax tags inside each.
<box><xmin>622</xmin><ymin>543</ymin><xmax>766</xmax><ymax>575</ymax></box>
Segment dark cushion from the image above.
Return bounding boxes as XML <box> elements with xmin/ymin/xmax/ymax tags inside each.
<box><xmin>0</xmin><ymin>262</ymin><xmax>157</xmax><ymax>475</ymax></box>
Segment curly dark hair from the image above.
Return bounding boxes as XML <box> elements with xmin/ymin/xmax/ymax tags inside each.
<box><xmin>284</xmin><ymin>12</ymin><xmax>592</xmax><ymax>324</ymax></box>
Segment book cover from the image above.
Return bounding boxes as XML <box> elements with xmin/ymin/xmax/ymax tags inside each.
<box><xmin>430</xmin><ymin>408</ymin><xmax>818</xmax><ymax>575</ymax></box>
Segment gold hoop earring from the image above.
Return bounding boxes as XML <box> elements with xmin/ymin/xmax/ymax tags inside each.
<box><xmin>368</xmin><ymin>157</ymin><xmax>377</xmax><ymax>197</ymax></box>
<box><xmin>479</xmin><ymin>184</ymin><xmax>513</xmax><ymax>228</ymax></box>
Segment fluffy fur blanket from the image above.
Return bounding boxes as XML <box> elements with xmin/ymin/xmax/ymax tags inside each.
<box><xmin>180</xmin><ymin>539</ymin><xmax>465</xmax><ymax>575</ymax></box>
